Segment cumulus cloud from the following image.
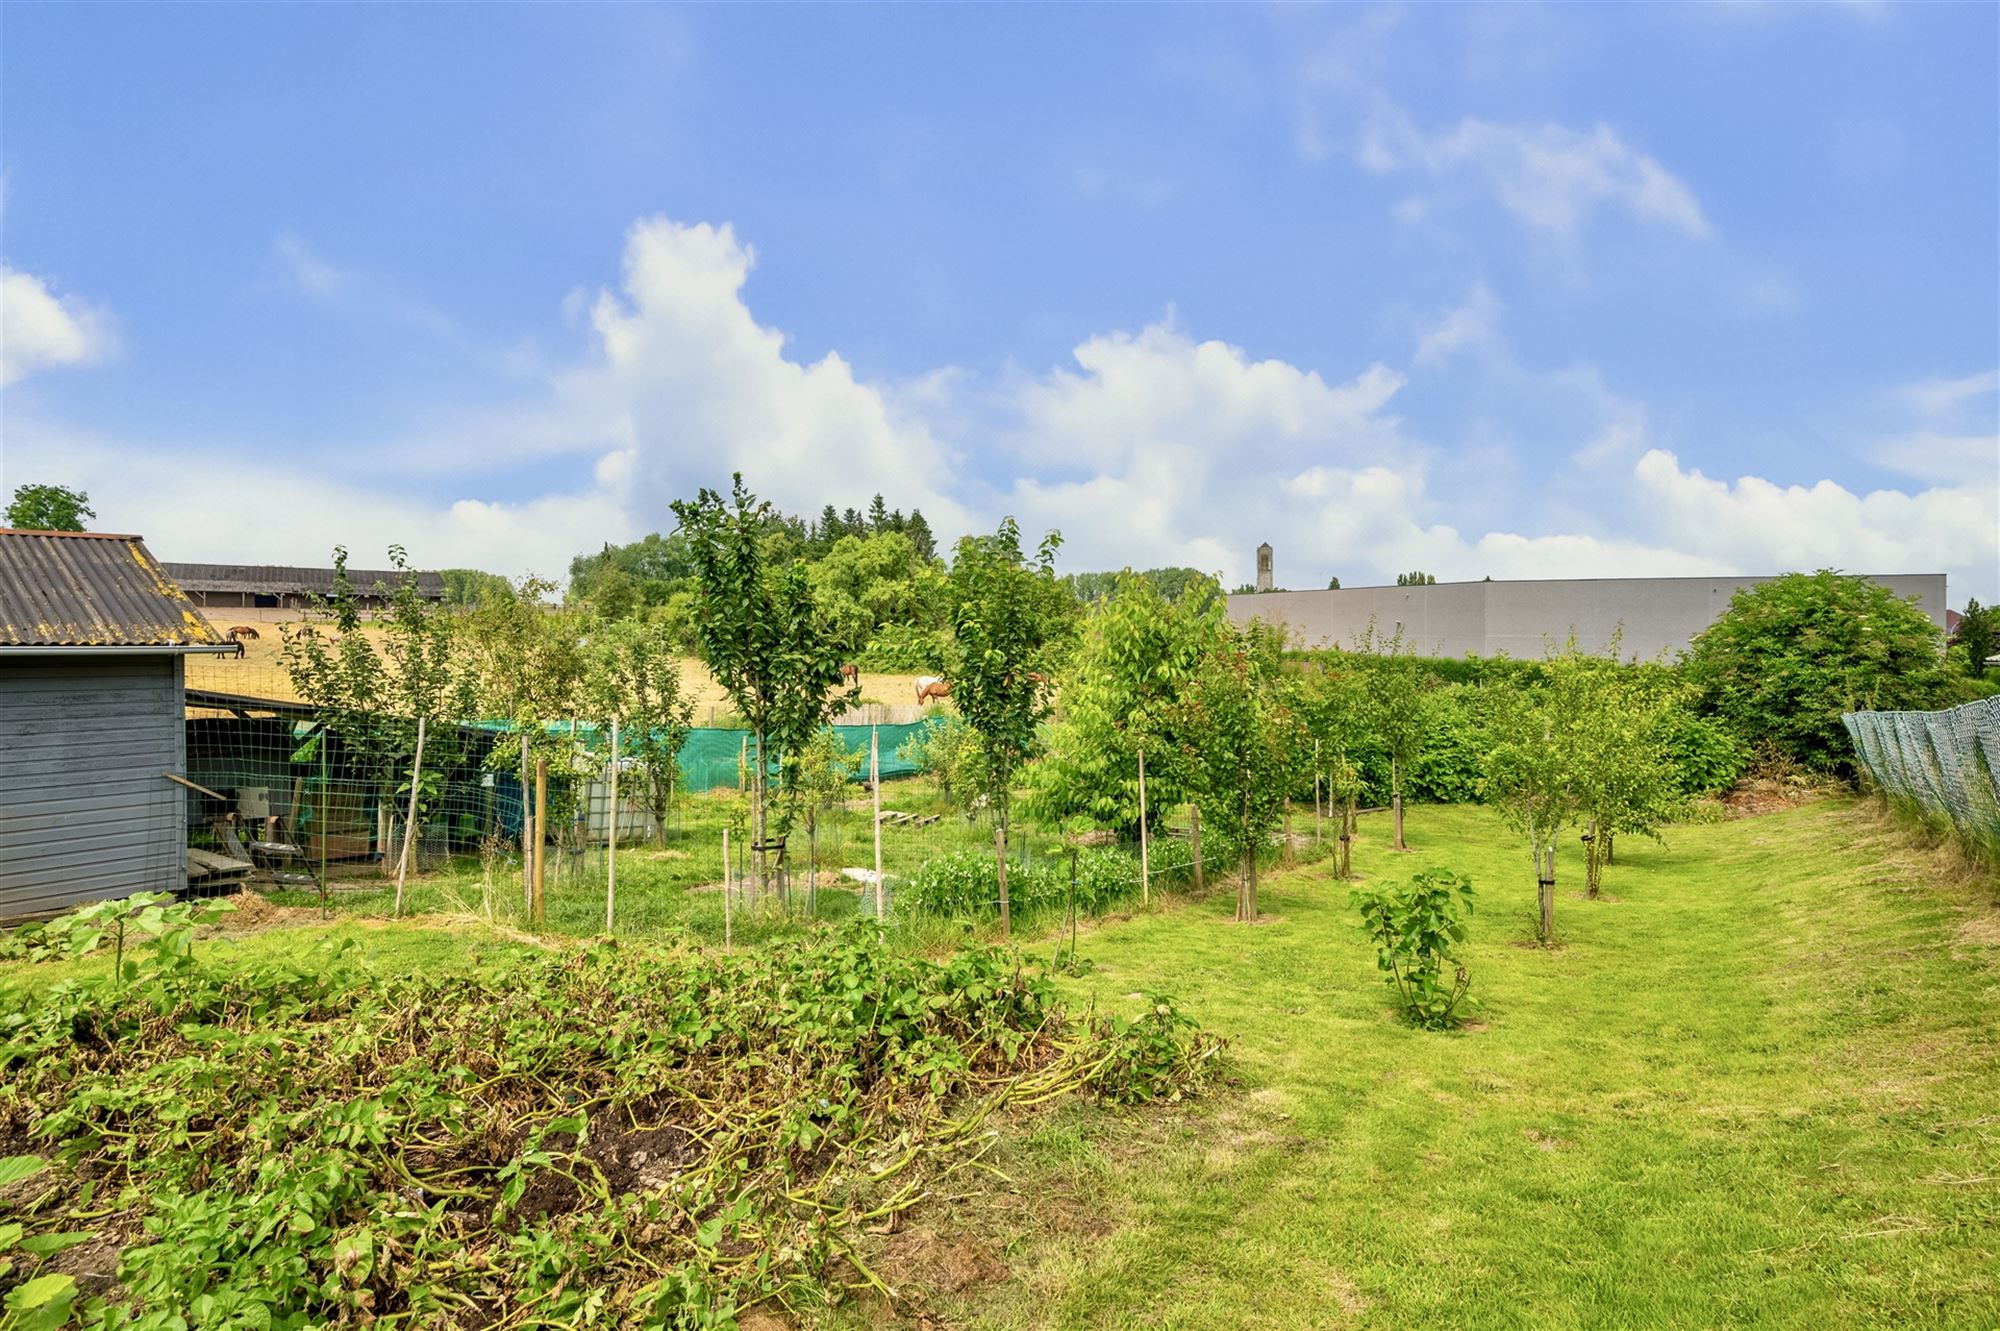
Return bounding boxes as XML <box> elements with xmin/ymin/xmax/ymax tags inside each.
<box><xmin>1</xmin><ymin>265</ymin><xmax>114</xmax><ymax>385</ymax></box>
<box><xmin>574</xmin><ymin>217</ymin><xmax>975</xmax><ymax>535</ymax></box>
<box><xmin>11</xmin><ymin>214</ymin><xmax>1992</xmax><ymax>604</ymax></box>
<box><xmin>1360</xmin><ymin>112</ymin><xmax>1711</xmax><ymax>239</ymax></box>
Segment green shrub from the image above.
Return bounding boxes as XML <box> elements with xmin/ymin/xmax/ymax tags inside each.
<box><xmin>1351</xmin><ymin>868</ymin><xmax>1477</xmax><ymax>1030</ymax></box>
<box><xmin>900</xmin><ymin>846</ymin><xmax>1143</xmax><ymax>918</ymax></box>
<box><xmin>1651</xmin><ymin>706</ymin><xmax>1748</xmax><ymax>797</ymax></box>
<box><xmin>859</xmin><ymin>622</ymin><xmax>946</xmax><ymax>672</ymax></box>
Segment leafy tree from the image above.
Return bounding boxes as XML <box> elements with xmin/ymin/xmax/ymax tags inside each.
<box><xmin>1327</xmin><ymin>576</ymin><xmax>1342</xmax><ymax>590</ymax></box>
<box><xmin>1026</xmin><ymin>571</ymin><xmax>1226</xmax><ymax>836</ymax></box>
<box><xmin>1290</xmin><ymin>659</ymin><xmax>1375</xmax><ymax>878</ymax></box>
<box><xmin>5</xmin><ymin>483</ymin><xmax>93</xmax><ymax>531</ymax></box>
<box><xmin>898</xmin><ymin>716</ymin><xmax>991</xmax><ymax>819</ymax></box>
<box><xmin>281</xmin><ymin>548</ymin><xmax>478</xmax><ymax>877</ymax></box>
<box><xmin>584</xmin><ymin>616</ymin><xmax>697</xmax><ymax>847</ymax></box>
<box><xmin>1352</xmin><ymin>868</ymin><xmax>1477</xmax><ymax>1029</ymax></box>
<box><xmin>1683</xmin><ymin>571</ymin><xmax>1951</xmax><ymax>772</ymax></box>
<box><xmin>1171</xmin><ymin>627</ymin><xmax>1302</xmax><ymax>922</ymax></box>
<box><xmin>1570</xmin><ymin>650</ymin><xmax>1685</xmax><ymax>898</ymax></box>
<box><xmin>943</xmin><ymin>517</ymin><xmax>1066</xmax><ymax>900</ymax></box>
<box><xmin>438</xmin><ymin>568</ymin><xmax>515</xmax><ymax>607</ymax></box>
<box><xmin>1066</xmin><ymin>567</ymin><xmax>1218</xmax><ymax>608</ymax></box>
<box><xmin>1352</xmin><ymin>623</ymin><xmax>1431</xmax><ymax>850</ymax></box>
<box><xmin>807</xmin><ymin>530</ymin><xmax>941</xmax><ymax>658</ymax></box>
<box><xmin>1395</xmin><ymin>571</ymin><xmax>1437</xmax><ymax>587</ymax></box>
<box><xmin>1484</xmin><ymin>643</ymin><xmax>1622</xmax><ymax>942</ymax></box>
<box><xmin>672</xmin><ymin>476</ymin><xmax>856</xmax><ymax>895</ymax></box>
<box><xmin>1953</xmin><ymin>599</ymin><xmax>1998</xmax><ymax>680</ymax></box>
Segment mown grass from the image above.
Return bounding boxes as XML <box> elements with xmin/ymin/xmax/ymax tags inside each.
<box><xmin>887</xmin><ymin>798</ymin><xmax>2000</xmax><ymax>1330</ymax></box>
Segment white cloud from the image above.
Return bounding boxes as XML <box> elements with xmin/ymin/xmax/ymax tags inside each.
<box><xmin>1633</xmin><ymin>448</ymin><xmax>1996</xmax><ymax>577</ymax></box>
<box><xmin>1899</xmin><ymin>369</ymin><xmax>1996</xmax><ymax>420</ymax></box>
<box><xmin>1360</xmin><ymin>112</ymin><xmax>1711</xmax><ymax>239</ymax></box>
<box><xmin>1414</xmin><ymin>282</ymin><xmax>1500</xmax><ymax>365</ymax></box>
<box><xmin>574</xmin><ymin>217</ymin><xmax>976</xmax><ymax>535</ymax></box>
<box><xmin>9</xmin><ymin>215</ymin><xmax>1992</xmax><ymax>605</ymax></box>
<box><xmin>0</xmin><ymin>265</ymin><xmax>114</xmax><ymax>385</ymax></box>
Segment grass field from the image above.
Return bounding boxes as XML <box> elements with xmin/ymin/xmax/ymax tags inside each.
<box><xmin>863</xmin><ymin>799</ymin><xmax>2000</xmax><ymax>1329</ymax></box>
<box><xmin>5</xmin><ymin>798</ymin><xmax>1994</xmax><ymax>1326</ymax></box>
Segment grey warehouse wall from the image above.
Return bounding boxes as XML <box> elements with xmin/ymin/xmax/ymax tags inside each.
<box><xmin>1226</xmin><ymin>574</ymin><xmax>1948</xmax><ymax>661</ymax></box>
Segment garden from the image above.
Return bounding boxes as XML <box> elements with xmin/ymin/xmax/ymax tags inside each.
<box><xmin>4</xmin><ymin>476</ymin><xmax>1998</xmax><ymax>1327</ymax></box>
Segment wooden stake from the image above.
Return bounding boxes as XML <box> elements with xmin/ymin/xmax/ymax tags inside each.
<box><xmin>1190</xmin><ymin>804</ymin><xmax>1203</xmax><ymax>893</ymax></box>
<box><xmin>393</xmin><ymin>716</ymin><xmax>427</xmax><ymax>919</ymax></box>
<box><xmin>532</xmin><ymin>757</ymin><xmax>548</xmax><ymax>924</ymax></box>
<box><xmin>871</xmin><ymin>727</ymin><xmax>884</xmax><ymax>921</ymax></box>
<box><xmin>1283</xmin><ymin>804</ymin><xmax>1295</xmax><ymax>868</ymax></box>
<box><xmin>606</xmin><ymin>717</ymin><xmax>619</xmax><ymax>934</ymax></box>
<box><xmin>1137</xmin><ymin>746</ymin><xmax>1150</xmax><ymax>906</ymax></box>
<box><xmin>722</xmin><ymin>825</ymin><xmax>733</xmax><ymax>950</ymax></box>
<box><xmin>995</xmin><ymin>823</ymin><xmax>1010</xmax><ymax>939</ymax></box>
<box><xmin>519</xmin><ymin>734</ymin><xmax>532</xmax><ymax>910</ymax></box>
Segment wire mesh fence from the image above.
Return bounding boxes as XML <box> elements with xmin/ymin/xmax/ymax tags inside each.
<box><xmin>1843</xmin><ymin>696</ymin><xmax>2000</xmax><ymax>858</ymax></box>
<box><xmin>178</xmin><ymin>697</ymin><xmax>1341</xmax><ymax>941</ymax></box>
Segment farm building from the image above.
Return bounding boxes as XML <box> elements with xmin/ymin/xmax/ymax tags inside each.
<box><xmin>161</xmin><ymin>561</ymin><xmax>446</xmax><ymax>613</ymax></box>
<box><xmin>0</xmin><ymin>529</ymin><xmax>238</xmax><ymax>919</ymax></box>
<box><xmin>1228</xmin><ymin>572</ymin><xmax>1950</xmax><ymax>660</ymax></box>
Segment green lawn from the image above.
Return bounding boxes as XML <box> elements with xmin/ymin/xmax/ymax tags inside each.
<box><xmin>877</xmin><ymin>799</ymin><xmax>2000</xmax><ymax>1330</ymax></box>
<box><xmin>5</xmin><ymin>797</ymin><xmax>1992</xmax><ymax>1327</ymax></box>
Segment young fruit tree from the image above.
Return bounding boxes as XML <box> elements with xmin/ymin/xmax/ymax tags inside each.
<box><xmin>281</xmin><ymin>547</ymin><xmax>477</xmax><ymax>886</ymax></box>
<box><xmin>1351</xmin><ymin>623</ymin><xmax>1430</xmax><ymax>851</ymax></box>
<box><xmin>673</xmin><ymin>477</ymin><xmax>857</xmax><ymax>898</ymax></box>
<box><xmin>1291</xmin><ymin>660</ymin><xmax>1374</xmax><ymax>880</ymax></box>
<box><xmin>583</xmin><ymin>615</ymin><xmax>697</xmax><ymax>849</ymax></box>
<box><xmin>942</xmin><ymin>517</ymin><xmax>1066</xmax><ymax>927</ymax></box>
<box><xmin>1351</xmin><ymin>868</ymin><xmax>1477</xmax><ymax>1029</ymax></box>
<box><xmin>1172</xmin><ymin>627</ymin><xmax>1302</xmax><ymax>923</ymax></box>
<box><xmin>1025</xmin><ymin>570</ymin><xmax>1225</xmax><ymax>838</ymax></box>
<box><xmin>1573</xmin><ymin>662</ymin><xmax>1687</xmax><ymax>897</ymax></box>
<box><xmin>1482</xmin><ymin>645</ymin><xmax>1602</xmax><ymax>943</ymax></box>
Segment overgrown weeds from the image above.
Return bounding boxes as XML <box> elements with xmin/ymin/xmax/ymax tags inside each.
<box><xmin>0</xmin><ymin>913</ymin><xmax>1220</xmax><ymax>1327</ymax></box>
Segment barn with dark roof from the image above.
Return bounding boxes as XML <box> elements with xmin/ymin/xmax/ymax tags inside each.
<box><xmin>0</xmin><ymin>530</ymin><xmax>236</xmax><ymax>918</ymax></box>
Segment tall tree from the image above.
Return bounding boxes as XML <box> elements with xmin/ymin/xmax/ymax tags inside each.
<box><xmin>584</xmin><ymin>616</ymin><xmax>697</xmax><ymax>848</ymax></box>
<box><xmin>943</xmin><ymin>517</ymin><xmax>1066</xmax><ymax>899</ymax></box>
<box><xmin>672</xmin><ymin>476</ymin><xmax>856</xmax><ymax>895</ymax></box>
<box><xmin>1684</xmin><ymin>570</ymin><xmax>1951</xmax><ymax>771</ymax></box>
<box><xmin>1484</xmin><ymin>651</ymin><xmax>1593</xmax><ymax>943</ymax></box>
<box><xmin>904</xmin><ymin>508</ymin><xmax>938</xmax><ymax>562</ymax></box>
<box><xmin>1953</xmin><ymin>599</ymin><xmax>1998</xmax><ymax>680</ymax></box>
<box><xmin>1395</xmin><ymin>571</ymin><xmax>1438</xmax><ymax>587</ymax></box>
<box><xmin>6</xmin><ymin>483</ymin><xmax>93</xmax><ymax>531</ymax></box>
<box><xmin>1353</xmin><ymin>623</ymin><xmax>1430</xmax><ymax>850</ymax></box>
<box><xmin>1172</xmin><ymin>627</ymin><xmax>1302</xmax><ymax>922</ymax></box>
<box><xmin>1026</xmin><ymin>570</ymin><xmax>1225</xmax><ymax>835</ymax></box>
<box><xmin>282</xmin><ymin>547</ymin><xmax>478</xmax><ymax>872</ymax></box>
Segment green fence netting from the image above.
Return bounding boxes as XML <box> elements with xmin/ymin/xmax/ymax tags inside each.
<box><xmin>1842</xmin><ymin>697</ymin><xmax>2000</xmax><ymax>850</ymax></box>
<box><xmin>673</xmin><ymin>721</ymin><xmax>941</xmax><ymax>793</ymax></box>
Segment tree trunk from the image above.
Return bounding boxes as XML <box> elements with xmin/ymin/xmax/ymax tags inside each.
<box><xmin>1585</xmin><ymin>820</ymin><xmax>1603</xmax><ymax>899</ymax></box>
<box><xmin>1338</xmin><ymin>797</ymin><xmax>1354</xmax><ymax>879</ymax></box>
<box><xmin>1190</xmin><ymin>805</ymin><xmax>1204</xmax><ymax>892</ymax></box>
<box><xmin>1237</xmin><ymin>848</ymin><xmax>1256</xmax><ymax>923</ymax></box>
<box><xmin>996</xmin><ymin>821</ymin><xmax>1010</xmax><ymax>938</ymax></box>
<box><xmin>752</xmin><ymin>727</ymin><xmax>767</xmax><ymax>901</ymax></box>
<box><xmin>1282</xmin><ymin>805</ymin><xmax>1294</xmax><ymax>868</ymax></box>
<box><xmin>1535</xmin><ymin>839</ymin><xmax>1555</xmax><ymax>943</ymax></box>
<box><xmin>1605</xmin><ymin>830</ymin><xmax>1615</xmax><ymax>865</ymax></box>
<box><xmin>1392</xmin><ymin>757</ymin><xmax>1407</xmax><ymax>851</ymax></box>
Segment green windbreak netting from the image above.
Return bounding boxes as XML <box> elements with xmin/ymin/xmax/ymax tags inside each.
<box><xmin>672</xmin><ymin>721</ymin><xmax>942</xmax><ymax>793</ymax></box>
<box><xmin>1843</xmin><ymin>697</ymin><xmax>2000</xmax><ymax>847</ymax></box>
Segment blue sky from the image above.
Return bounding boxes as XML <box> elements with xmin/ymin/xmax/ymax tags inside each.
<box><xmin>3</xmin><ymin>3</ymin><xmax>1995</xmax><ymax>601</ymax></box>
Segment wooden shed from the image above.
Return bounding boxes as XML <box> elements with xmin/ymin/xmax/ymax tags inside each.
<box><xmin>0</xmin><ymin>530</ymin><xmax>236</xmax><ymax>920</ymax></box>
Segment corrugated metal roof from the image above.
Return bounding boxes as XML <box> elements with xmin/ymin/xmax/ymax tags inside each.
<box><xmin>161</xmin><ymin>562</ymin><xmax>447</xmax><ymax>598</ymax></box>
<box><xmin>0</xmin><ymin>530</ymin><xmax>230</xmax><ymax>648</ymax></box>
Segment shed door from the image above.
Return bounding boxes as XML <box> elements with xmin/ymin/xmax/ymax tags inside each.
<box><xmin>0</xmin><ymin>657</ymin><xmax>184</xmax><ymax>918</ymax></box>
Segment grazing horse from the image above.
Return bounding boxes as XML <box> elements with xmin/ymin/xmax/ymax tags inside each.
<box><xmin>839</xmin><ymin>662</ymin><xmax>860</xmax><ymax>686</ymax></box>
<box><xmin>915</xmin><ymin>676</ymin><xmax>952</xmax><ymax>705</ymax></box>
<box><xmin>227</xmin><ymin>625</ymin><xmax>261</xmax><ymax>641</ymax></box>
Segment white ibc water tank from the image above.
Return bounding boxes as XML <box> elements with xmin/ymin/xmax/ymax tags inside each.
<box><xmin>237</xmin><ymin>787</ymin><xmax>271</xmax><ymax>820</ymax></box>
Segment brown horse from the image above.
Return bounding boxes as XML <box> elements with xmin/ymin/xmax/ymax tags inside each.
<box><xmin>915</xmin><ymin>676</ymin><xmax>952</xmax><ymax>705</ymax></box>
<box><xmin>839</xmin><ymin>662</ymin><xmax>860</xmax><ymax>686</ymax></box>
<box><xmin>227</xmin><ymin>625</ymin><xmax>261</xmax><ymax>641</ymax></box>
